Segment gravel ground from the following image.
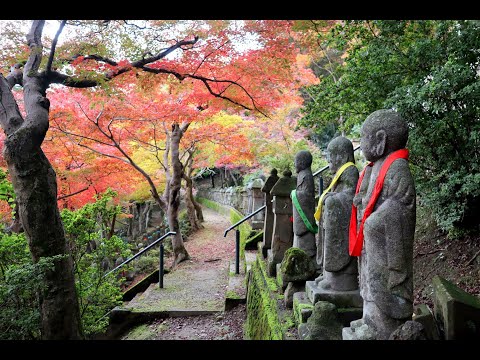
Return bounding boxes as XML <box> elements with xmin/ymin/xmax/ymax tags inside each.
<box><xmin>150</xmin><ymin>303</ymin><xmax>246</xmax><ymax>340</ymax></box>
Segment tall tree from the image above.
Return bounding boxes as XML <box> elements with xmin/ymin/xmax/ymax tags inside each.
<box><xmin>299</xmin><ymin>20</ymin><xmax>480</xmax><ymax>235</ymax></box>
<box><xmin>0</xmin><ymin>21</ymin><xmax>83</xmax><ymax>340</ymax></box>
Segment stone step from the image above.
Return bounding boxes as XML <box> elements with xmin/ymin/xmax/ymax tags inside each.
<box><xmin>225</xmin><ymin>261</ymin><xmax>247</xmax><ymax>310</ymax></box>
<box><xmin>293</xmin><ymin>291</ymin><xmax>314</xmax><ymax>325</ymax></box>
<box><xmin>245</xmin><ymin>249</ymin><xmax>257</xmax><ymax>273</ymax></box>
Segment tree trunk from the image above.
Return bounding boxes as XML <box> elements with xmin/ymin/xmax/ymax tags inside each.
<box><xmin>5</xmin><ymin>142</ymin><xmax>83</xmax><ymax>339</ymax></box>
<box><xmin>7</xmin><ymin>200</ymin><xmax>23</xmax><ymax>233</ymax></box>
<box><xmin>193</xmin><ymin>197</ymin><xmax>204</xmax><ymax>223</ymax></box>
<box><xmin>183</xmin><ymin>150</ymin><xmax>204</xmax><ymax>226</ymax></box>
<box><xmin>0</xmin><ymin>21</ymin><xmax>83</xmax><ymax>339</ymax></box>
<box><xmin>183</xmin><ymin>174</ymin><xmax>203</xmax><ymax>230</ymax></box>
<box><xmin>168</xmin><ymin>123</ymin><xmax>190</xmax><ymax>266</ymax></box>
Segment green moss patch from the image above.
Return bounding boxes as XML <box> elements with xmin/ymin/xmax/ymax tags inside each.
<box><xmin>245</xmin><ymin>253</ymin><xmax>295</xmax><ymax>340</ymax></box>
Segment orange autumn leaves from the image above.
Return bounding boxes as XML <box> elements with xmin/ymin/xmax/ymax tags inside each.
<box><xmin>0</xmin><ymin>20</ymin><xmax>320</xmax><ymax>216</ymax></box>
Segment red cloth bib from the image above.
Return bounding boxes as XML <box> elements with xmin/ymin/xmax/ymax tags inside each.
<box><xmin>348</xmin><ymin>149</ymin><xmax>409</xmax><ymax>256</ymax></box>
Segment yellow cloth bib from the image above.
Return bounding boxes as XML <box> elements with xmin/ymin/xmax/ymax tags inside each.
<box><xmin>314</xmin><ymin>161</ymin><xmax>356</xmax><ymax>221</ymax></box>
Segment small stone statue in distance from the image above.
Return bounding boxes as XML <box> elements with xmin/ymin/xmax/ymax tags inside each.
<box><xmin>291</xmin><ymin>150</ymin><xmax>317</xmax><ymax>264</ymax></box>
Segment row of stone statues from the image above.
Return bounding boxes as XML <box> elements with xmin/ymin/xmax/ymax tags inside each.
<box><xmin>260</xmin><ymin>109</ymin><xmax>416</xmax><ymax>340</ymax></box>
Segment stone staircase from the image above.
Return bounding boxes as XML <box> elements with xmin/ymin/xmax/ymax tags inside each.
<box><xmin>225</xmin><ymin>249</ymin><xmax>257</xmax><ymax>310</ymax></box>
<box><xmin>106</xmin><ymin>248</ymin><xmax>256</xmax><ymax>339</ymax></box>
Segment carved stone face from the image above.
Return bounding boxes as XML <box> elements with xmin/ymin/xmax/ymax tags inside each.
<box><xmin>326</xmin><ymin>148</ymin><xmax>344</xmax><ymax>173</ymax></box>
<box><xmin>361</xmin><ymin>109</ymin><xmax>408</xmax><ymax>162</ymax></box>
<box><xmin>360</xmin><ymin>126</ymin><xmax>377</xmax><ymax>162</ymax></box>
<box><xmin>360</xmin><ymin>124</ymin><xmax>387</xmax><ymax>162</ymax></box>
<box><xmin>326</xmin><ymin>136</ymin><xmax>354</xmax><ymax>173</ymax></box>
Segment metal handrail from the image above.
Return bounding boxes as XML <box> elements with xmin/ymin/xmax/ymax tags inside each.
<box><xmin>224</xmin><ymin>205</ymin><xmax>266</xmax><ymax>237</ymax></box>
<box><xmin>104</xmin><ymin>231</ymin><xmax>176</xmax><ymax>288</ymax></box>
<box><xmin>223</xmin><ymin>205</ymin><xmax>266</xmax><ymax>274</ymax></box>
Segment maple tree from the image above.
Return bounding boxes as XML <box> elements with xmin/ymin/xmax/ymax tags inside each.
<box><xmin>0</xmin><ymin>19</ymin><xmax>316</xmax><ymax>338</ymax></box>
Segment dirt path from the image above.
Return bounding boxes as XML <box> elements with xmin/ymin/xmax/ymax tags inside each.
<box><xmin>121</xmin><ymin>205</ymin><xmax>247</xmax><ymax>340</ymax></box>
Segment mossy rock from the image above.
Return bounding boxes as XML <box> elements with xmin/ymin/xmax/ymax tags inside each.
<box><xmin>280</xmin><ymin>247</ymin><xmax>316</xmax><ymax>283</ymax></box>
<box><xmin>301</xmin><ymin>301</ymin><xmax>343</xmax><ymax>340</ymax></box>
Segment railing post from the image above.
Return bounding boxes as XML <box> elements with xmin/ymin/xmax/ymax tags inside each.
<box><xmin>159</xmin><ymin>242</ymin><xmax>164</xmax><ymax>288</ymax></box>
<box><xmin>235</xmin><ymin>229</ymin><xmax>240</xmax><ymax>275</ymax></box>
<box><xmin>319</xmin><ymin>176</ymin><xmax>324</xmax><ymax>197</ymax></box>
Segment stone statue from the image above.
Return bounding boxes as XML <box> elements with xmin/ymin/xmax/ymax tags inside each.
<box><xmin>266</xmin><ymin>169</ymin><xmax>296</xmax><ymax>276</ymax></box>
<box><xmin>343</xmin><ymin>109</ymin><xmax>416</xmax><ymax>340</ymax></box>
<box><xmin>291</xmin><ymin>150</ymin><xmax>317</xmax><ymax>264</ymax></box>
<box><xmin>261</xmin><ymin>168</ymin><xmax>279</xmax><ymax>257</ymax></box>
<box><xmin>315</xmin><ymin>136</ymin><xmax>359</xmax><ymax>292</ymax></box>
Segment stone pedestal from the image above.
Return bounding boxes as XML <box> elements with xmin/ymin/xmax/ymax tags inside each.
<box><xmin>293</xmin><ymin>292</ymin><xmax>314</xmax><ymax>324</ymax></box>
<box><xmin>305</xmin><ymin>280</ymin><xmax>363</xmax><ymax>309</ymax></box>
<box><xmin>342</xmin><ymin>319</ymin><xmax>376</xmax><ymax>340</ymax></box>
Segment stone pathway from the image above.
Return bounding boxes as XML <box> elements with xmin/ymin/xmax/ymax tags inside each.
<box><xmin>117</xmin><ymin>205</ymin><xmax>238</xmax><ymax>317</ymax></box>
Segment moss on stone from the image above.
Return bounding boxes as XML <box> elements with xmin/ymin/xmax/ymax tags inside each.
<box><xmin>276</xmin><ymin>268</ymin><xmax>284</xmax><ymax>288</ymax></box>
<box><xmin>433</xmin><ymin>275</ymin><xmax>480</xmax><ymax>309</ymax></box>
<box><xmin>245</xmin><ymin>230</ymin><xmax>264</xmax><ymax>250</ymax></box>
<box><xmin>196</xmin><ymin>197</ymin><xmax>230</xmax><ymax>216</ymax></box>
<box><xmin>230</xmin><ymin>208</ymin><xmax>252</xmax><ymax>261</ymax></box>
<box><xmin>279</xmin><ymin>247</ymin><xmax>316</xmax><ymax>282</ymax></box>
<box><xmin>245</xmin><ymin>256</ymin><xmax>284</xmax><ymax>340</ymax></box>
<box><xmin>226</xmin><ymin>289</ymin><xmax>242</xmax><ymax>300</ymax></box>
<box><xmin>280</xmin><ymin>311</ymin><xmax>296</xmax><ymax>333</ymax></box>
<box><xmin>122</xmin><ymin>324</ymin><xmax>156</xmax><ymax>340</ymax></box>
<box><xmin>293</xmin><ymin>299</ymin><xmax>314</xmax><ymax>325</ymax></box>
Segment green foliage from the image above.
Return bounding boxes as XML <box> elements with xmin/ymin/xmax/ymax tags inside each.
<box><xmin>132</xmin><ymin>249</ymin><xmax>160</xmax><ymax>275</ymax></box>
<box><xmin>0</xmin><ymin>228</ymin><xmax>29</xmax><ymax>279</ymax></box>
<box><xmin>0</xmin><ymin>187</ymin><xmax>133</xmax><ymax>338</ymax></box>
<box><xmin>178</xmin><ymin>209</ymin><xmax>193</xmax><ymax>239</ymax></box>
<box><xmin>61</xmin><ymin>189</ymin><xmax>132</xmax><ymax>336</ymax></box>
<box><xmin>259</xmin><ymin>139</ymin><xmax>327</xmax><ymax>174</ymax></box>
<box><xmin>0</xmin><ymin>254</ymin><xmax>63</xmax><ymax>340</ymax></box>
<box><xmin>0</xmin><ymin>169</ymin><xmax>15</xmax><ymax>204</ymax></box>
<box><xmin>300</xmin><ymin>20</ymin><xmax>480</xmax><ymax>235</ymax></box>
<box><xmin>230</xmin><ymin>208</ymin><xmax>252</xmax><ymax>261</ymax></box>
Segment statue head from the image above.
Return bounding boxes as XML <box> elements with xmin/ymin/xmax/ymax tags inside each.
<box><xmin>326</xmin><ymin>136</ymin><xmax>355</xmax><ymax>173</ymax></box>
<box><xmin>360</xmin><ymin>109</ymin><xmax>408</xmax><ymax>162</ymax></box>
<box><xmin>283</xmin><ymin>169</ymin><xmax>292</xmax><ymax>177</ymax></box>
<box><xmin>294</xmin><ymin>150</ymin><xmax>312</xmax><ymax>173</ymax></box>
<box><xmin>270</xmin><ymin>168</ymin><xmax>278</xmax><ymax>176</ymax></box>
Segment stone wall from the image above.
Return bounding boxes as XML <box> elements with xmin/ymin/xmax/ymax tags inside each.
<box><xmin>196</xmin><ymin>186</ymin><xmax>250</xmax><ymax>215</ymax></box>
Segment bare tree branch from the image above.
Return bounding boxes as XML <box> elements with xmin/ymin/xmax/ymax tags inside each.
<box><xmin>57</xmin><ymin>186</ymin><xmax>89</xmax><ymax>201</ymax></box>
<box><xmin>24</xmin><ymin>20</ymin><xmax>45</xmax><ymax>77</ymax></box>
<box><xmin>0</xmin><ymin>75</ymin><xmax>24</xmax><ymax>135</ymax></box>
<box><xmin>46</xmin><ymin>31</ymin><xmax>267</xmax><ymax>117</ymax></box>
<box><xmin>46</xmin><ymin>20</ymin><xmax>67</xmax><ymax>74</ymax></box>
